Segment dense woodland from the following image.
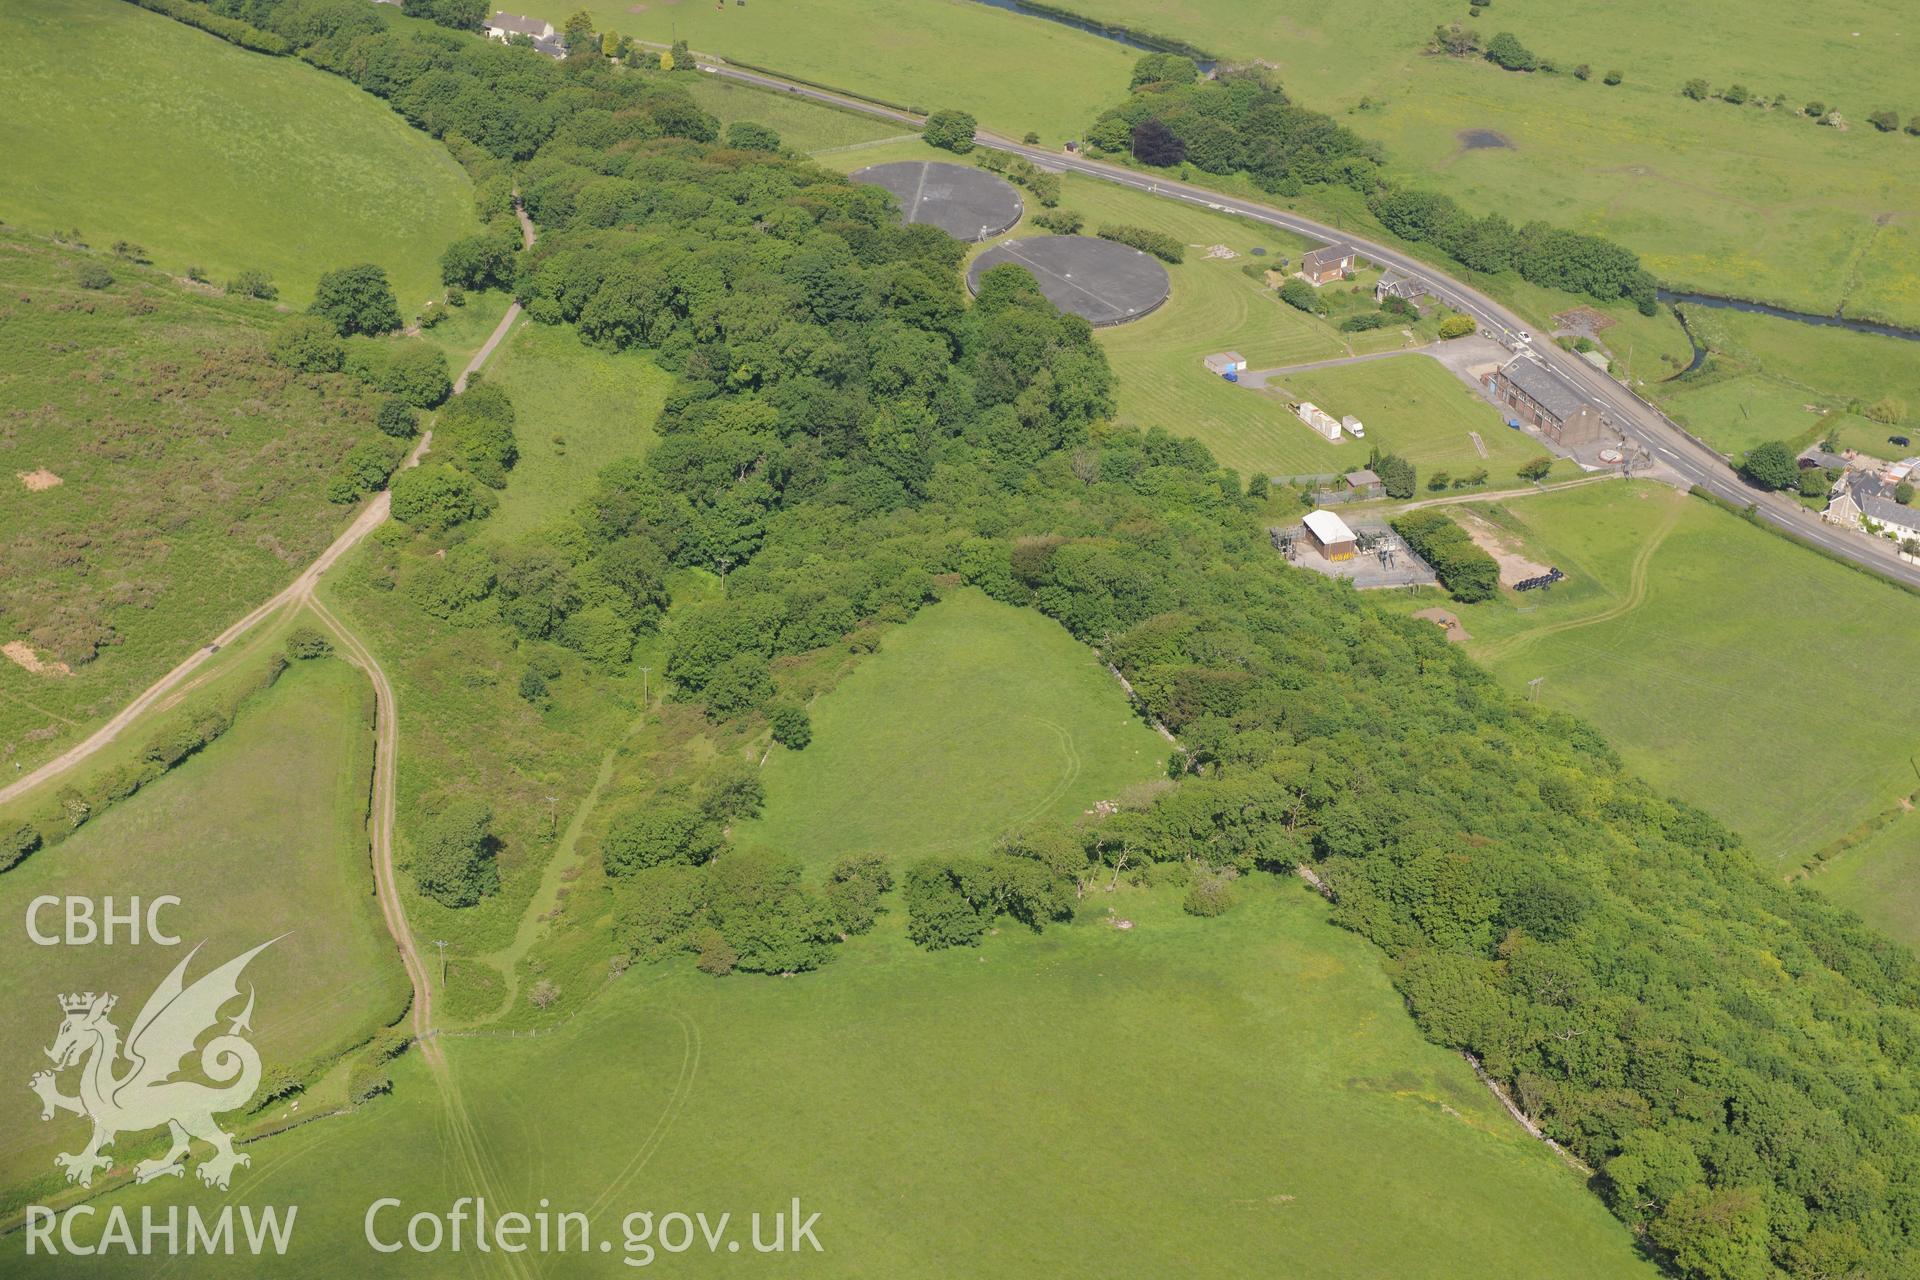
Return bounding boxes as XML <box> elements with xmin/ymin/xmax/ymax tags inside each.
<box><xmin>128</xmin><ymin>4</ymin><xmax>1920</xmax><ymax>1275</ymax></box>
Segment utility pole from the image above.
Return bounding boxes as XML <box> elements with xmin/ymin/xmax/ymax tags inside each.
<box><xmin>639</xmin><ymin>665</ymin><xmax>652</xmax><ymax>705</ymax></box>
<box><xmin>434</xmin><ymin>940</ymin><xmax>448</xmax><ymax>988</ymax></box>
<box><xmin>546</xmin><ymin>795</ymin><xmax>558</xmax><ymax>834</ymax></box>
<box><xmin>1527</xmin><ymin>676</ymin><xmax>1545</xmax><ymax>702</ymax></box>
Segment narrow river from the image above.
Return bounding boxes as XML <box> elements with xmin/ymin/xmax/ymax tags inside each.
<box><xmin>1658</xmin><ymin>289</ymin><xmax>1920</xmax><ymax>343</ymax></box>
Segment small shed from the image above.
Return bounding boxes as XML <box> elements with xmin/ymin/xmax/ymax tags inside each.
<box><xmin>1303</xmin><ymin>510</ymin><xmax>1358</xmax><ymax>560</ymax></box>
<box><xmin>1204</xmin><ymin>351</ymin><xmax>1248</xmax><ymax>376</ymax></box>
<box><xmin>1344</xmin><ymin>468</ymin><xmax>1383</xmax><ymax>499</ymax></box>
<box><xmin>1797</xmin><ymin>449</ymin><xmax>1850</xmax><ymax>473</ymax></box>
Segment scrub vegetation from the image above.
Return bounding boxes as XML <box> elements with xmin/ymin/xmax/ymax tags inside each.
<box><xmin>37</xmin><ymin>7</ymin><xmax>1920</xmax><ymax>1278</ymax></box>
<box><xmin>0</xmin><ymin>229</ymin><xmax>392</xmax><ymax>772</ymax></box>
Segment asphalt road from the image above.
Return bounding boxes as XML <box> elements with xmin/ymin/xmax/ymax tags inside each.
<box><xmin>701</xmin><ymin>62</ymin><xmax>1920</xmax><ymax>591</ymax></box>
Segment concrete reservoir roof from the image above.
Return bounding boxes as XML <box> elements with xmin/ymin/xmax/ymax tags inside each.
<box><xmin>966</xmin><ymin>235</ymin><xmax>1172</xmax><ymax>327</ymax></box>
<box><xmin>849</xmin><ymin>161</ymin><xmax>1023</xmax><ymax>242</ymax></box>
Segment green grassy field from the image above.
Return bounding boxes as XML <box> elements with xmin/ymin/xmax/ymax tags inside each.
<box><xmin>478</xmin><ymin>321</ymin><xmax>675</xmax><ymax>541</ymax></box>
<box><xmin>1828</xmin><ymin>412</ymin><xmax>1917</xmax><ymax>462</ymax></box>
<box><xmin>526</xmin><ymin>0</ymin><xmax>1133</xmax><ymax>143</ymax></box>
<box><xmin>1812</xmin><ymin>812</ymin><xmax>1920</xmax><ymax>946</ymax></box>
<box><xmin>737</xmin><ymin>589</ymin><xmax>1167</xmax><ymax>869</ymax></box>
<box><xmin>0</xmin><ymin>656</ymin><xmax>407</xmax><ymax>1205</ymax></box>
<box><xmin>416</xmin><ymin>288</ymin><xmax>515</xmax><ymax>366</ymax></box>
<box><xmin>0</xmin><ymin>230</ymin><xmax>388</xmax><ymax>774</ymax></box>
<box><xmin>675</xmin><ymin>72</ymin><xmax>912</xmax><ymax>154</ymax></box>
<box><xmin>1</xmin><ymin>0</ymin><xmax>475</xmax><ymax>308</ymax></box>
<box><xmin>1655</xmin><ymin>370</ymin><xmax>1832</xmax><ymax>457</ymax></box>
<box><xmin>1390</xmin><ymin>481</ymin><xmax>1920</xmax><ymax>867</ymax></box>
<box><xmin>46</xmin><ymin>879</ymin><xmax>1655</xmax><ymax>1277</ymax></box>
<box><xmin>1009</xmin><ymin>0</ymin><xmax>1920</xmax><ymax>327</ymax></box>
<box><xmin>1653</xmin><ymin>305</ymin><xmax>1920</xmax><ymax>455</ymax></box>
<box><xmin>1272</xmin><ymin>355</ymin><xmax>1539</xmax><ymax>478</ymax></box>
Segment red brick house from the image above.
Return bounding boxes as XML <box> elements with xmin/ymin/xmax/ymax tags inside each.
<box><xmin>1299</xmin><ymin>244</ymin><xmax>1357</xmax><ymax>285</ymax></box>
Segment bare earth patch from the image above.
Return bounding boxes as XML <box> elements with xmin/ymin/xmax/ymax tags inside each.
<box><xmin>3</xmin><ymin>641</ymin><xmax>71</xmax><ymax>677</ymax></box>
<box><xmin>1412</xmin><ymin>606</ymin><xmax>1470</xmax><ymax>643</ymax></box>
<box><xmin>16</xmin><ymin>468</ymin><xmax>62</xmax><ymax>491</ymax></box>
<box><xmin>1551</xmin><ymin>306</ymin><xmax>1616</xmax><ymax>335</ymax></box>
<box><xmin>1457</xmin><ymin>511</ymin><xmax>1553</xmax><ymax>586</ymax></box>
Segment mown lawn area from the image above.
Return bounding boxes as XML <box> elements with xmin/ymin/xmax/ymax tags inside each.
<box><xmin>0</xmin><ymin>231</ymin><xmax>387</xmax><ymax>773</ymax></box>
<box><xmin>1388</xmin><ymin>481</ymin><xmax>1920</xmax><ymax>868</ymax></box>
<box><xmin>520</xmin><ymin>0</ymin><xmax>1133</xmax><ymax>144</ymax></box>
<box><xmin>1272</xmin><ymin>355</ymin><xmax>1540</xmax><ymax>479</ymax></box>
<box><xmin>1</xmin><ymin>0</ymin><xmax>475</xmax><ymax>309</ymax></box>
<box><xmin>58</xmin><ymin>879</ymin><xmax>1655</xmax><ymax>1278</ymax></box>
<box><xmin>0</xmin><ymin>656</ymin><xmax>407</xmax><ymax>1206</ymax></box>
<box><xmin>736</xmin><ymin>588</ymin><xmax>1168</xmax><ymax>869</ymax></box>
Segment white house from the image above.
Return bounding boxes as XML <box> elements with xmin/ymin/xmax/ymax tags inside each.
<box><xmin>486</xmin><ymin>11</ymin><xmax>556</xmax><ymax>42</ymax></box>
<box><xmin>1295</xmin><ymin>402</ymin><xmax>1342</xmax><ymax>442</ymax></box>
<box><xmin>1863</xmin><ymin>495</ymin><xmax>1920</xmax><ymax>542</ymax></box>
<box><xmin>1825</xmin><ymin>473</ymin><xmax>1920</xmax><ymax>542</ymax></box>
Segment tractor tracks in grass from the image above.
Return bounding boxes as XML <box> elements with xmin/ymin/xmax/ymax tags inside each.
<box><xmin>1013</xmin><ymin>715</ymin><xmax>1083</xmax><ymax>829</ymax></box>
<box><xmin>322</xmin><ymin>586</ymin><xmax>527</xmax><ymax>1277</ymax></box>
<box><xmin>1478</xmin><ymin>494</ymin><xmax>1686</xmax><ymax>664</ymax></box>
<box><xmin>586</xmin><ymin>1011</ymin><xmax>703</xmax><ymax>1229</ymax></box>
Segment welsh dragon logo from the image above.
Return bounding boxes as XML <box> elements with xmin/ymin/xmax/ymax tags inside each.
<box><xmin>29</xmin><ymin>939</ymin><xmax>278</xmax><ymax>1191</ymax></box>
